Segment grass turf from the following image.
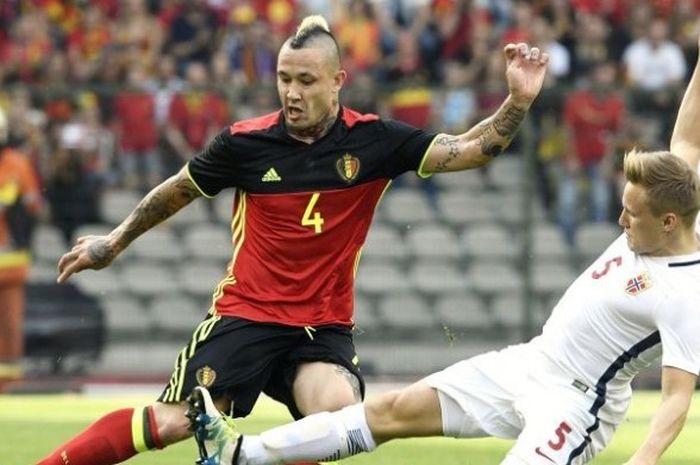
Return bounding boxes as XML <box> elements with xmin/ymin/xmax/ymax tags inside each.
<box><xmin>1</xmin><ymin>390</ymin><xmax>698</xmax><ymax>465</ymax></box>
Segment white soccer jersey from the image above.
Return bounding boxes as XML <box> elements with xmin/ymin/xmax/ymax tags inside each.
<box><xmin>531</xmin><ymin>228</ymin><xmax>700</xmax><ymax>423</ymax></box>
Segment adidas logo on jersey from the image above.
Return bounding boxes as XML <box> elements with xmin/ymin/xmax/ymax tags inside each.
<box><xmin>261</xmin><ymin>168</ymin><xmax>282</xmax><ymax>182</ymax></box>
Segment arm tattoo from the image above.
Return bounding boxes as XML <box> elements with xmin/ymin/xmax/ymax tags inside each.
<box><xmin>87</xmin><ymin>239</ymin><xmax>116</xmax><ymax>269</ymax></box>
<box><xmin>476</xmin><ymin>103</ymin><xmax>526</xmax><ymax>157</ymax></box>
<box><xmin>433</xmin><ymin>135</ymin><xmax>461</xmax><ymax>172</ymax></box>
<box><xmin>117</xmin><ymin>174</ymin><xmax>202</xmax><ymax>248</ymax></box>
<box><xmin>334</xmin><ymin>364</ymin><xmax>362</xmax><ymax>401</ymax></box>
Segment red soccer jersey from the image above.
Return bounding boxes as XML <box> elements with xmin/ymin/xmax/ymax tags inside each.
<box><xmin>168</xmin><ymin>92</ymin><xmax>230</xmax><ymax>150</ymax></box>
<box><xmin>113</xmin><ymin>91</ymin><xmax>159</xmax><ymax>151</ymax></box>
<box><xmin>564</xmin><ymin>90</ymin><xmax>624</xmax><ymax>166</ymax></box>
<box><xmin>187</xmin><ymin>107</ymin><xmax>437</xmax><ymax>327</ymax></box>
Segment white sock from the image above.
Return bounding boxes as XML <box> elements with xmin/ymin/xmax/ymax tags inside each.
<box><xmin>240</xmin><ymin>404</ymin><xmax>377</xmax><ymax>465</ymax></box>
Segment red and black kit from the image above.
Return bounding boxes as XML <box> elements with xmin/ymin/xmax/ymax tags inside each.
<box><xmin>187</xmin><ymin>106</ymin><xmax>437</xmax><ymax>327</ymax></box>
<box><xmin>159</xmin><ymin>107</ymin><xmax>436</xmax><ymax>417</ymax></box>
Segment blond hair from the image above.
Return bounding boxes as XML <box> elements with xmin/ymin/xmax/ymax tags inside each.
<box><xmin>624</xmin><ymin>149</ymin><xmax>700</xmax><ymax>227</ymax></box>
<box><xmin>295</xmin><ymin>15</ymin><xmax>330</xmax><ymax>36</ymax></box>
<box><xmin>287</xmin><ymin>15</ymin><xmax>340</xmax><ymax>67</ymax></box>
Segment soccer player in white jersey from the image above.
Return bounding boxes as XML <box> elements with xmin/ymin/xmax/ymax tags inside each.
<box><xmin>187</xmin><ymin>37</ymin><xmax>700</xmax><ymax>465</ymax></box>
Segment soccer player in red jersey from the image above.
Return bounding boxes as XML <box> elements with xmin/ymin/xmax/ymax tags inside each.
<box><xmin>39</xmin><ymin>15</ymin><xmax>549</xmax><ymax>465</ymax></box>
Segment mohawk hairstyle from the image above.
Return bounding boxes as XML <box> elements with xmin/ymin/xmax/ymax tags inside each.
<box><xmin>289</xmin><ymin>15</ymin><xmax>341</xmax><ymax>59</ymax></box>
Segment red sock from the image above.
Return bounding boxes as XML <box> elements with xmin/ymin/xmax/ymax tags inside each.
<box><xmin>36</xmin><ymin>408</ymin><xmax>143</xmax><ymax>465</ymax></box>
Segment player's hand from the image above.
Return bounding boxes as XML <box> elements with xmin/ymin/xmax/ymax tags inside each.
<box><xmin>503</xmin><ymin>42</ymin><xmax>550</xmax><ymax>108</ymax></box>
<box><xmin>57</xmin><ymin>235</ymin><xmax>118</xmax><ymax>283</ymax></box>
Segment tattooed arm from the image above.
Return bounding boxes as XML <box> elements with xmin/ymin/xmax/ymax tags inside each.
<box><xmin>422</xmin><ymin>43</ymin><xmax>549</xmax><ymax>173</ymax></box>
<box><xmin>57</xmin><ymin>167</ymin><xmax>202</xmax><ymax>282</ymax></box>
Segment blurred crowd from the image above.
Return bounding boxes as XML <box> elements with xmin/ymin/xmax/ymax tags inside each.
<box><xmin>1</xmin><ymin>0</ymin><xmax>700</xmax><ymax>246</ymax></box>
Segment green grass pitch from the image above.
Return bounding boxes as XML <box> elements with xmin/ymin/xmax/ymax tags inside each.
<box><xmin>1</xmin><ymin>390</ymin><xmax>698</xmax><ymax>465</ymax></box>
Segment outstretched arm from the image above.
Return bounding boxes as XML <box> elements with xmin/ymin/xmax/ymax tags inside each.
<box><xmin>421</xmin><ymin>43</ymin><xmax>549</xmax><ymax>173</ymax></box>
<box><xmin>670</xmin><ymin>36</ymin><xmax>700</xmax><ymax>170</ymax></box>
<box><xmin>623</xmin><ymin>367</ymin><xmax>696</xmax><ymax>465</ymax></box>
<box><xmin>56</xmin><ymin>167</ymin><xmax>202</xmax><ymax>282</ymax></box>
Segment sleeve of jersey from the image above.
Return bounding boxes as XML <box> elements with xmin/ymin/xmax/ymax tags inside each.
<box><xmin>380</xmin><ymin>119</ymin><xmax>439</xmax><ymax>179</ymax></box>
<box><xmin>186</xmin><ymin>129</ymin><xmax>240</xmax><ymax>198</ymax></box>
<box><xmin>657</xmin><ymin>296</ymin><xmax>700</xmax><ymax>376</ymax></box>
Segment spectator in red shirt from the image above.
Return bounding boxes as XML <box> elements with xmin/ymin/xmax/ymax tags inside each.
<box><xmin>558</xmin><ymin>60</ymin><xmax>624</xmax><ymax>244</ymax></box>
<box><xmin>165</xmin><ymin>61</ymin><xmax>230</xmax><ymax>163</ymax></box>
<box><xmin>113</xmin><ymin>65</ymin><xmax>161</xmax><ymax>191</ymax></box>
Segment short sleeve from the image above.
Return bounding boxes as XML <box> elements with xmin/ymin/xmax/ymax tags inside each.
<box><xmin>187</xmin><ymin>129</ymin><xmax>240</xmax><ymax>197</ymax></box>
<box><xmin>380</xmin><ymin>119</ymin><xmax>438</xmax><ymax>179</ymax></box>
<box><xmin>658</xmin><ymin>294</ymin><xmax>700</xmax><ymax>375</ymax></box>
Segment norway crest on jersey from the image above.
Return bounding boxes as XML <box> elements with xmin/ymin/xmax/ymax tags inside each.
<box><xmin>336</xmin><ymin>153</ymin><xmax>360</xmax><ymax>183</ymax></box>
<box><xmin>625</xmin><ymin>272</ymin><xmax>653</xmax><ymax>296</ymax></box>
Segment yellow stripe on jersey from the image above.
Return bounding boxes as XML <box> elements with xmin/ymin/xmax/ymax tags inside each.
<box><xmin>185</xmin><ymin>164</ymin><xmax>216</xmax><ymax>199</ymax></box>
<box><xmin>162</xmin><ymin>315</ymin><xmax>222</xmax><ymax>402</ymax></box>
<box><xmin>209</xmin><ymin>192</ymin><xmax>247</xmax><ymax>313</ymax></box>
<box><xmin>417</xmin><ymin>134</ymin><xmax>441</xmax><ymax>179</ymax></box>
<box><xmin>353</xmin><ymin>246</ymin><xmax>363</xmax><ymax>278</ymax></box>
<box><xmin>131</xmin><ymin>407</ymin><xmax>148</xmax><ymax>452</ymax></box>
<box><xmin>231</xmin><ymin>192</ymin><xmax>247</xmax><ymax>265</ymax></box>
<box><xmin>175</xmin><ymin>315</ymin><xmax>221</xmax><ymax>400</ymax></box>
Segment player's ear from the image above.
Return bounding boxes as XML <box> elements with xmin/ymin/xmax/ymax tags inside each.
<box><xmin>333</xmin><ymin>69</ymin><xmax>347</xmax><ymax>93</ymax></box>
<box><xmin>662</xmin><ymin>212</ymin><xmax>679</xmax><ymax>233</ymax></box>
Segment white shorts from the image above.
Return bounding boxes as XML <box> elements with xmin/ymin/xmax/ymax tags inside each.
<box><xmin>423</xmin><ymin>344</ymin><xmax>616</xmax><ymax>465</ymax></box>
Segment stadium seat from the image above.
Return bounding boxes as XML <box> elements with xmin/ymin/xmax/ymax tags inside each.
<box><xmin>434</xmin><ymin>292</ymin><xmax>491</xmax><ymax>331</ymax></box>
<box><xmin>119</xmin><ymin>262</ymin><xmax>179</xmax><ymax>298</ymax></box>
<box><xmin>405</xmin><ymin>224</ymin><xmax>460</xmax><ymax>262</ymax></box>
<box><xmin>183</xmin><ymin>224</ymin><xmax>232</xmax><ymax>261</ymax></box>
<box><xmin>408</xmin><ymin>260</ymin><xmax>468</xmax><ymax>295</ymax></box>
<box><xmin>376</xmin><ymin>293</ymin><xmax>436</xmax><ymax>330</ymax></box>
<box><xmin>531</xmin><ymin>223</ymin><xmax>573</xmax><ymax>262</ymax></box>
<box><xmin>361</xmin><ymin>223</ymin><xmax>409</xmax><ymax>263</ymax></box>
<box><xmin>486</xmin><ymin>191</ymin><xmax>526</xmax><ymax>226</ymax></box>
<box><xmin>488</xmin><ymin>155</ymin><xmax>523</xmax><ymax>190</ymax></box>
<box><xmin>489</xmin><ymin>294</ymin><xmax>525</xmax><ymax>328</ymax></box>
<box><xmin>212</xmin><ymin>188</ymin><xmax>236</xmax><ymax>224</ymax></box>
<box><xmin>129</xmin><ymin>226</ymin><xmax>184</xmax><ymax>262</ymax></box>
<box><xmin>169</xmin><ymin>201</ymin><xmax>212</xmax><ymax>229</ymax></box>
<box><xmin>177</xmin><ymin>261</ymin><xmax>227</xmax><ymax>300</ymax></box>
<box><xmin>381</xmin><ymin>188</ymin><xmax>435</xmax><ymax>226</ymax></box>
<box><xmin>72</xmin><ymin>268</ymin><xmax>124</xmax><ymax>297</ymax></box>
<box><xmin>71</xmin><ymin>223</ymin><xmax>113</xmax><ymax>241</ymax></box>
<box><xmin>149</xmin><ymin>294</ymin><xmax>208</xmax><ymax>334</ymax></box>
<box><xmin>431</xmin><ymin>170</ymin><xmax>484</xmax><ymax>192</ymax></box>
<box><xmin>576</xmin><ymin>222</ymin><xmax>621</xmax><ymax>264</ymax></box>
<box><xmin>353</xmin><ymin>294</ymin><xmax>381</xmax><ymax>332</ymax></box>
<box><xmin>355</xmin><ymin>262</ymin><xmax>410</xmax><ymax>296</ymax></box>
<box><xmin>466</xmin><ymin>261</ymin><xmax>524</xmax><ymax>299</ymax></box>
<box><xmin>531</xmin><ymin>262</ymin><xmax>578</xmax><ymax>299</ymax></box>
<box><xmin>94</xmin><ymin>341</ymin><xmax>182</xmax><ymax>376</ymax></box>
<box><xmin>436</xmin><ymin>191</ymin><xmax>497</xmax><ymax>227</ymax></box>
<box><xmin>101</xmin><ymin>295</ymin><xmax>150</xmax><ymax>337</ymax></box>
<box><xmin>459</xmin><ymin>222</ymin><xmax>520</xmax><ymax>263</ymax></box>
<box><xmin>100</xmin><ymin>189</ymin><xmax>142</xmax><ymax>226</ymax></box>
<box><xmin>29</xmin><ymin>262</ymin><xmax>59</xmax><ymax>283</ymax></box>
<box><xmin>32</xmin><ymin>223</ymin><xmax>67</xmax><ymax>263</ymax></box>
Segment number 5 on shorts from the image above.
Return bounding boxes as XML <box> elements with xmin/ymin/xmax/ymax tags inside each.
<box><xmin>302</xmin><ymin>192</ymin><xmax>324</xmax><ymax>234</ymax></box>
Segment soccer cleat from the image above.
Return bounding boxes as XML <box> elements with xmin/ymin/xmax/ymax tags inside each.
<box><xmin>186</xmin><ymin>386</ymin><xmax>242</xmax><ymax>465</ymax></box>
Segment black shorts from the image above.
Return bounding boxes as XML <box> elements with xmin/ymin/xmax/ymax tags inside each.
<box><xmin>157</xmin><ymin>315</ymin><xmax>364</xmax><ymax>419</ymax></box>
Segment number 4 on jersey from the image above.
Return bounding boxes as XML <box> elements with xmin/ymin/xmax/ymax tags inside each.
<box><xmin>302</xmin><ymin>192</ymin><xmax>325</xmax><ymax>234</ymax></box>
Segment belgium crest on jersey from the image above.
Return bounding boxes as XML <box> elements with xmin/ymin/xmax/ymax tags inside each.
<box><xmin>336</xmin><ymin>153</ymin><xmax>360</xmax><ymax>182</ymax></box>
<box><xmin>625</xmin><ymin>272</ymin><xmax>652</xmax><ymax>296</ymax></box>
<box><xmin>196</xmin><ymin>365</ymin><xmax>217</xmax><ymax>387</ymax></box>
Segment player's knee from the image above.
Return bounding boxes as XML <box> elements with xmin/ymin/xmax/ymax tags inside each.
<box><xmin>152</xmin><ymin>402</ymin><xmax>192</xmax><ymax>444</ymax></box>
<box><xmin>365</xmin><ymin>390</ymin><xmax>409</xmax><ymax>429</ymax></box>
<box><xmin>311</xmin><ymin>389</ymin><xmax>357</xmax><ymax>413</ymax></box>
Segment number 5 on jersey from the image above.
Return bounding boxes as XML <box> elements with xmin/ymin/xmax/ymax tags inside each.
<box><xmin>302</xmin><ymin>192</ymin><xmax>324</xmax><ymax>234</ymax></box>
